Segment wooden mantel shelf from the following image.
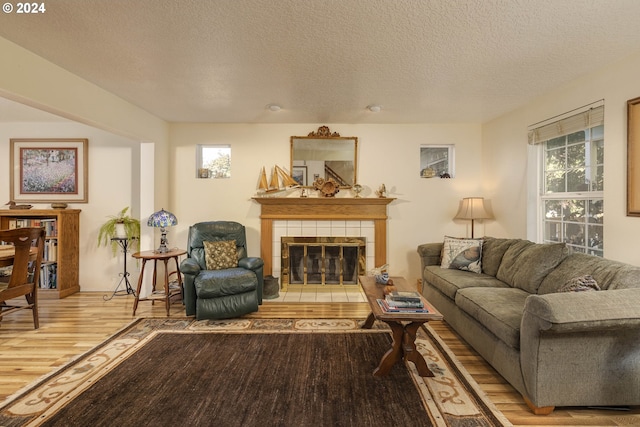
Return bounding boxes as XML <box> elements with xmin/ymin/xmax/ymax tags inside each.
<box><xmin>252</xmin><ymin>196</ymin><xmax>394</xmax><ymax>220</ymax></box>
<box><xmin>252</xmin><ymin>197</ymin><xmax>395</xmax><ymax>276</ymax></box>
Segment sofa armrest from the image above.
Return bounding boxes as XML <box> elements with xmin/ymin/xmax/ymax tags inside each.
<box><xmin>238</xmin><ymin>257</ymin><xmax>265</xmax><ymax>304</ymax></box>
<box><xmin>180</xmin><ymin>258</ymin><xmax>201</xmax><ymax>276</ymax></box>
<box><xmin>238</xmin><ymin>256</ymin><xmax>264</xmax><ymax>271</ymax></box>
<box><xmin>179</xmin><ymin>258</ymin><xmax>201</xmax><ymax>316</ymax></box>
<box><xmin>520</xmin><ymin>288</ymin><xmax>640</xmax><ymax>408</ymax></box>
<box><xmin>417</xmin><ymin>243</ymin><xmax>443</xmax><ymax>270</ymax></box>
<box><xmin>523</xmin><ymin>288</ymin><xmax>640</xmax><ymax>333</ymax></box>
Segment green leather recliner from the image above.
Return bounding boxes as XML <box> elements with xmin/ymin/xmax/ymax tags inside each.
<box><xmin>180</xmin><ymin>221</ymin><xmax>263</xmax><ymax>320</ymax></box>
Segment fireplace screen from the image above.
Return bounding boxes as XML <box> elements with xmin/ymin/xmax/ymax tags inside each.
<box><xmin>281</xmin><ymin>237</ymin><xmax>366</xmax><ymax>286</ymax></box>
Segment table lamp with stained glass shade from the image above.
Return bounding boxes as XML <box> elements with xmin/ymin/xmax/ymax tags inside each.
<box><xmin>147</xmin><ymin>208</ymin><xmax>178</xmax><ymax>253</ymax></box>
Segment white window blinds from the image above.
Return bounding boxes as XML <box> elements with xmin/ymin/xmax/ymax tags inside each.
<box><xmin>528</xmin><ymin>105</ymin><xmax>604</xmax><ymax>145</ymax></box>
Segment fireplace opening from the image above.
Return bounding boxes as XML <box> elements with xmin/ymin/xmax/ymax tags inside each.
<box><xmin>281</xmin><ymin>237</ymin><xmax>366</xmax><ymax>287</ymax></box>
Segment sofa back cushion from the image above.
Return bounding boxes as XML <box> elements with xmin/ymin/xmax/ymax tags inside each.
<box><xmin>538</xmin><ymin>253</ymin><xmax>640</xmax><ymax>294</ymax></box>
<box><xmin>496</xmin><ymin>240</ymin><xmax>568</xmax><ymax>293</ymax></box>
<box><xmin>481</xmin><ymin>237</ymin><xmax>520</xmax><ymax>276</ymax></box>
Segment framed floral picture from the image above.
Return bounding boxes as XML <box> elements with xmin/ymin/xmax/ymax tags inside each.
<box><xmin>10</xmin><ymin>138</ymin><xmax>89</xmax><ymax>203</ymax></box>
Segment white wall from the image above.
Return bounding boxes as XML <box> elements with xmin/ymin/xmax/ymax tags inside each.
<box><xmin>169</xmin><ymin>123</ymin><xmax>485</xmax><ymax>285</ymax></box>
<box><xmin>0</xmin><ymin>121</ymin><xmax>142</xmax><ymax>292</ymax></box>
<box><xmin>0</xmin><ymin>36</ymin><xmax>172</xmax><ymax>292</ymax></box>
<box><xmin>483</xmin><ymin>51</ymin><xmax>640</xmax><ymax>266</ymax></box>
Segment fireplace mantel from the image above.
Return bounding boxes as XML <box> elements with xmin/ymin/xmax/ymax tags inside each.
<box><xmin>252</xmin><ymin>197</ymin><xmax>394</xmax><ymax>276</ymax></box>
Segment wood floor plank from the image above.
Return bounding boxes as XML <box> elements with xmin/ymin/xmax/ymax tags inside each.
<box><xmin>1</xmin><ymin>292</ymin><xmax>639</xmax><ymax>426</ymax></box>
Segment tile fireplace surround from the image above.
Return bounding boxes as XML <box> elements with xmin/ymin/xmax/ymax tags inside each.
<box><xmin>252</xmin><ymin>197</ymin><xmax>394</xmax><ymax>288</ymax></box>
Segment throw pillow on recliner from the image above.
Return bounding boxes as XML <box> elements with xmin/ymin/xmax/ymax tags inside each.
<box><xmin>204</xmin><ymin>240</ymin><xmax>238</xmax><ymax>270</ymax></box>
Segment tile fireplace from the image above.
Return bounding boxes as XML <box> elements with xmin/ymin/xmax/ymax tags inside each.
<box><xmin>253</xmin><ymin>197</ymin><xmax>394</xmax><ymax>290</ymax></box>
<box><xmin>281</xmin><ymin>236</ymin><xmax>366</xmax><ymax>287</ymax></box>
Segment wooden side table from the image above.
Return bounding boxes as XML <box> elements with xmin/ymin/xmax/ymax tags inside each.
<box><xmin>132</xmin><ymin>248</ymin><xmax>187</xmax><ymax>316</ymax></box>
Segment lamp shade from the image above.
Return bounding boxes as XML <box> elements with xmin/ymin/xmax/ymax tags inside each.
<box><xmin>147</xmin><ymin>209</ymin><xmax>177</xmax><ymax>253</ymax></box>
<box><xmin>454</xmin><ymin>198</ymin><xmax>493</xmax><ymax>220</ymax></box>
<box><xmin>147</xmin><ymin>209</ymin><xmax>178</xmax><ymax>228</ymax></box>
<box><xmin>454</xmin><ymin>197</ymin><xmax>493</xmax><ymax>238</ymax></box>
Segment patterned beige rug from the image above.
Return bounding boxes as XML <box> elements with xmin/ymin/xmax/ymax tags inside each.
<box><xmin>0</xmin><ymin>318</ymin><xmax>511</xmax><ymax>427</ymax></box>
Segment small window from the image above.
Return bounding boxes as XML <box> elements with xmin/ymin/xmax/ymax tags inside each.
<box><xmin>196</xmin><ymin>145</ymin><xmax>231</xmax><ymax>179</ymax></box>
<box><xmin>420</xmin><ymin>145</ymin><xmax>454</xmax><ymax>178</ymax></box>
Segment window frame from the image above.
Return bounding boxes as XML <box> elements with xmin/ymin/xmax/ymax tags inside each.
<box><xmin>537</xmin><ymin>125</ymin><xmax>604</xmax><ymax>256</ymax></box>
<box><xmin>196</xmin><ymin>144</ymin><xmax>231</xmax><ymax>179</ymax></box>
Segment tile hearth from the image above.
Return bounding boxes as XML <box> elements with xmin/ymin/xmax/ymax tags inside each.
<box><xmin>263</xmin><ymin>286</ymin><xmax>366</xmax><ymax>303</ymax></box>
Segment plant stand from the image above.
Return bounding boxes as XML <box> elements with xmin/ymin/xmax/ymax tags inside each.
<box><xmin>103</xmin><ymin>237</ymin><xmax>137</xmax><ymax>301</ymax></box>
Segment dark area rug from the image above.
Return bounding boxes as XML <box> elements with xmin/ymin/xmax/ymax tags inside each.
<box><xmin>0</xmin><ymin>318</ymin><xmax>511</xmax><ymax>427</ymax></box>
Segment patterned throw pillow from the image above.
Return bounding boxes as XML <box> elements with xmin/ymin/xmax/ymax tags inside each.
<box><xmin>204</xmin><ymin>240</ymin><xmax>238</xmax><ymax>270</ymax></box>
<box><xmin>440</xmin><ymin>236</ymin><xmax>483</xmax><ymax>274</ymax></box>
<box><xmin>559</xmin><ymin>275</ymin><xmax>600</xmax><ymax>292</ymax></box>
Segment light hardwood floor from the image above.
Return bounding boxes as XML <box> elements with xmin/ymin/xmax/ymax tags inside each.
<box><xmin>1</xmin><ymin>293</ymin><xmax>639</xmax><ymax>426</ymax></box>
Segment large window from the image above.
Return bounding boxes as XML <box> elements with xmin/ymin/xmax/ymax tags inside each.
<box><xmin>530</xmin><ymin>105</ymin><xmax>604</xmax><ymax>256</ymax></box>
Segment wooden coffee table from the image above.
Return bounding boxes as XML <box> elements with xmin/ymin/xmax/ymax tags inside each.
<box><xmin>359</xmin><ymin>275</ymin><xmax>443</xmax><ymax>377</ymax></box>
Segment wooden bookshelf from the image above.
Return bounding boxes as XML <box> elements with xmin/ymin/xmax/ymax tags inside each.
<box><xmin>0</xmin><ymin>209</ymin><xmax>80</xmax><ymax>299</ymax></box>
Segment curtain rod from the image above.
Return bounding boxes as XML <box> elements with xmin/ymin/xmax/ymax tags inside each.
<box><xmin>528</xmin><ymin>99</ymin><xmax>604</xmax><ymax>129</ymax></box>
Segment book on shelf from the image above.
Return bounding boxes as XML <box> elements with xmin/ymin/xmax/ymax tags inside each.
<box><xmin>377</xmin><ymin>299</ymin><xmax>429</xmax><ymax>313</ymax></box>
<box><xmin>44</xmin><ymin>240</ymin><xmax>58</xmax><ymax>262</ymax></box>
<box><xmin>6</xmin><ymin>218</ymin><xmax>58</xmax><ymax>237</ymax></box>
<box><xmin>387</xmin><ymin>290</ymin><xmax>422</xmax><ymax>302</ymax></box>
<box><xmin>39</xmin><ymin>263</ymin><xmax>57</xmax><ymax>289</ymax></box>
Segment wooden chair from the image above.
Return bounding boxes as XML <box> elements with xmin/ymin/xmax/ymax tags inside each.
<box><xmin>0</xmin><ymin>228</ymin><xmax>45</xmax><ymax>329</ymax></box>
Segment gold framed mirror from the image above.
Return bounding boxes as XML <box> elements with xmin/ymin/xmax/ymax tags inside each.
<box><xmin>290</xmin><ymin>126</ymin><xmax>358</xmax><ymax>188</ymax></box>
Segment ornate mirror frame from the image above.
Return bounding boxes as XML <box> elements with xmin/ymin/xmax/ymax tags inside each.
<box><xmin>290</xmin><ymin>126</ymin><xmax>358</xmax><ymax>188</ymax></box>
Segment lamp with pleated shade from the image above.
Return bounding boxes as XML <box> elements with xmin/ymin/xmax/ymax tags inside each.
<box><xmin>454</xmin><ymin>197</ymin><xmax>493</xmax><ymax>238</ymax></box>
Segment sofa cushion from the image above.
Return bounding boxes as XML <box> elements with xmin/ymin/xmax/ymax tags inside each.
<box><xmin>496</xmin><ymin>240</ymin><xmax>568</xmax><ymax>294</ymax></box>
<box><xmin>538</xmin><ymin>253</ymin><xmax>640</xmax><ymax>294</ymax></box>
<box><xmin>440</xmin><ymin>236</ymin><xmax>482</xmax><ymax>273</ymax></box>
<box><xmin>204</xmin><ymin>240</ymin><xmax>238</xmax><ymax>270</ymax></box>
<box><xmin>481</xmin><ymin>237</ymin><xmax>519</xmax><ymax>277</ymax></box>
<box><xmin>423</xmin><ymin>265</ymin><xmax>509</xmax><ymax>300</ymax></box>
<box><xmin>195</xmin><ymin>268</ymin><xmax>257</xmax><ymax>299</ymax></box>
<box><xmin>455</xmin><ymin>287</ymin><xmax>529</xmax><ymax>350</ymax></box>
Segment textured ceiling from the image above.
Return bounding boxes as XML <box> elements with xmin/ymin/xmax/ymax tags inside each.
<box><xmin>1</xmin><ymin>0</ymin><xmax>640</xmax><ymax>124</ymax></box>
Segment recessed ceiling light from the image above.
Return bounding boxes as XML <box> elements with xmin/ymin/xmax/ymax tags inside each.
<box><xmin>267</xmin><ymin>104</ymin><xmax>282</xmax><ymax>112</ymax></box>
<box><xmin>367</xmin><ymin>105</ymin><xmax>382</xmax><ymax>113</ymax></box>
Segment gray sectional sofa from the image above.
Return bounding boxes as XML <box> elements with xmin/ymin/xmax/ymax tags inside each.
<box><xmin>418</xmin><ymin>237</ymin><xmax>640</xmax><ymax>414</ymax></box>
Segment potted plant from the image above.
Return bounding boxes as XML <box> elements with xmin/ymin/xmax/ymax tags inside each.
<box><xmin>97</xmin><ymin>207</ymin><xmax>141</xmax><ymax>255</ymax></box>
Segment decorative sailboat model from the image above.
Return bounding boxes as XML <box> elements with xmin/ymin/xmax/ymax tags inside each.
<box><xmin>257</xmin><ymin>165</ymin><xmax>300</xmax><ymax>195</ymax></box>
